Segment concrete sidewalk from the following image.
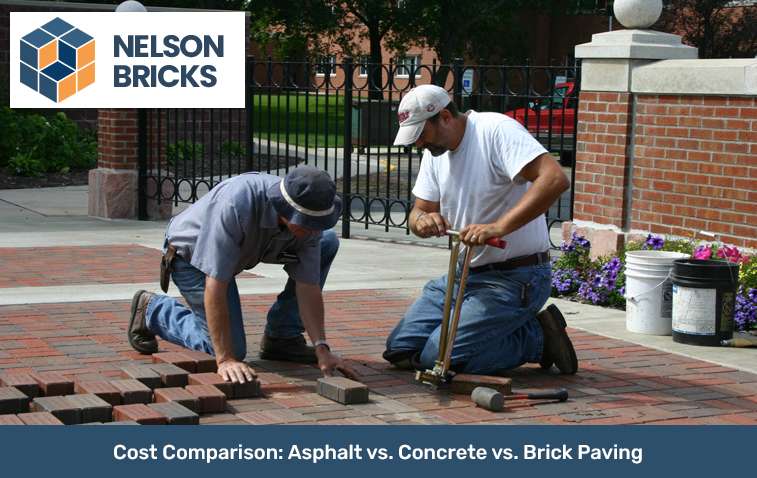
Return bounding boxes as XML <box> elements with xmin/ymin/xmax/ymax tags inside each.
<box><xmin>1</xmin><ymin>185</ymin><xmax>755</xmax><ymax>377</ymax></box>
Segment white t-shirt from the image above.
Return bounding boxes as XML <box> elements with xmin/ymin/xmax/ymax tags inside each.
<box><xmin>412</xmin><ymin>111</ymin><xmax>551</xmax><ymax>266</ymax></box>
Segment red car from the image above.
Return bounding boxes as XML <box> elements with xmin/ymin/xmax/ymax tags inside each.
<box><xmin>504</xmin><ymin>82</ymin><xmax>576</xmax><ymax>135</ymax></box>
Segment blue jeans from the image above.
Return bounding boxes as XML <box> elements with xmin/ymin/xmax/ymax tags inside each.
<box><xmin>145</xmin><ymin>230</ymin><xmax>339</xmax><ymax>360</ymax></box>
<box><xmin>385</xmin><ymin>264</ymin><xmax>550</xmax><ymax>374</ymax></box>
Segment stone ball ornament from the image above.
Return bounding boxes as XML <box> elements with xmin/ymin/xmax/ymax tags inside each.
<box><xmin>613</xmin><ymin>0</ymin><xmax>662</xmax><ymax>29</ymax></box>
<box><xmin>115</xmin><ymin>1</ymin><xmax>148</xmax><ymax>12</ymax></box>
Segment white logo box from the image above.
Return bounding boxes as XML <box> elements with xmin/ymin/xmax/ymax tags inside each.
<box><xmin>10</xmin><ymin>12</ymin><xmax>246</xmax><ymax>108</ymax></box>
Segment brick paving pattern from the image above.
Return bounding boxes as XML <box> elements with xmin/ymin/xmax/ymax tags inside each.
<box><xmin>0</xmin><ymin>245</ymin><xmax>259</xmax><ymax>288</ymax></box>
<box><xmin>0</xmin><ymin>288</ymin><xmax>755</xmax><ymax>425</ymax></box>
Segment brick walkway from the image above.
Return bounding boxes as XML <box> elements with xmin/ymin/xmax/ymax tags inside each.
<box><xmin>1</xmin><ymin>285</ymin><xmax>756</xmax><ymax>425</ymax></box>
<box><xmin>0</xmin><ymin>245</ymin><xmax>258</xmax><ymax>288</ymax></box>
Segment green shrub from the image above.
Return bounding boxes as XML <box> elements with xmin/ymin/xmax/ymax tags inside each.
<box><xmin>166</xmin><ymin>141</ymin><xmax>205</xmax><ymax>167</ymax></box>
<box><xmin>1</xmin><ymin>108</ymin><xmax>97</xmax><ymax>174</ymax></box>
<box><xmin>8</xmin><ymin>151</ymin><xmax>44</xmax><ymax>177</ymax></box>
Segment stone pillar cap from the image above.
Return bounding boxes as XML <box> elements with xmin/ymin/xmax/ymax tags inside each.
<box><xmin>576</xmin><ymin>29</ymin><xmax>697</xmax><ymax>60</ymax></box>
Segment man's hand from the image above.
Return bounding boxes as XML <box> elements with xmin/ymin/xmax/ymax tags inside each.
<box><xmin>459</xmin><ymin>222</ymin><xmax>506</xmax><ymax>246</ymax></box>
<box><xmin>415</xmin><ymin>212</ymin><xmax>451</xmax><ymax>238</ymax></box>
<box><xmin>315</xmin><ymin>346</ymin><xmax>358</xmax><ymax>380</ymax></box>
<box><xmin>217</xmin><ymin>359</ymin><xmax>256</xmax><ymax>384</ymax></box>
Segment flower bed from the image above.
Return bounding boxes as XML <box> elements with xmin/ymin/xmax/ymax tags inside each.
<box><xmin>551</xmin><ymin>233</ymin><xmax>757</xmax><ymax>331</ymax></box>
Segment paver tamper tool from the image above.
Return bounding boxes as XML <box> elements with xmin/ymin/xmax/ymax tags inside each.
<box><xmin>415</xmin><ymin>230</ymin><xmax>568</xmax><ymax>403</ymax></box>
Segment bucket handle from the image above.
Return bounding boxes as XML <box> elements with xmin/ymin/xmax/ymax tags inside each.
<box><xmin>625</xmin><ymin>270</ymin><xmax>672</xmax><ymax>305</ymax></box>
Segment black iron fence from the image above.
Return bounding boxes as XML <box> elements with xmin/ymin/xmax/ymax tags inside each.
<box><xmin>138</xmin><ymin>58</ymin><xmax>579</xmax><ymax>245</ymax></box>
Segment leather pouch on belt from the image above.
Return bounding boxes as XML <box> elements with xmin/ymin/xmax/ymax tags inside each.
<box><xmin>160</xmin><ymin>245</ymin><xmax>177</xmax><ymax>293</ymax></box>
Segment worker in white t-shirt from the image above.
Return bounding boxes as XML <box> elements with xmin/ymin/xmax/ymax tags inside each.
<box><xmin>383</xmin><ymin>84</ymin><xmax>578</xmax><ymax>375</ymax></box>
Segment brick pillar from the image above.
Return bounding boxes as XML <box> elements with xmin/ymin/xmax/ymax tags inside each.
<box><xmin>566</xmin><ymin>28</ymin><xmax>696</xmax><ymax>257</ymax></box>
<box><xmin>89</xmin><ymin>109</ymin><xmax>171</xmax><ymax>219</ymax></box>
<box><xmin>89</xmin><ymin>109</ymin><xmax>139</xmax><ymax>219</ymax></box>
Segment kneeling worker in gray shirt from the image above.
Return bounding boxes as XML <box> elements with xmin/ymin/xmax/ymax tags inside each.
<box><xmin>128</xmin><ymin>166</ymin><xmax>355</xmax><ymax>382</ymax></box>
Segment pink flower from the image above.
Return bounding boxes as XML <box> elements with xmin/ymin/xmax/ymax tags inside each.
<box><xmin>693</xmin><ymin>245</ymin><xmax>712</xmax><ymax>260</ymax></box>
<box><xmin>717</xmin><ymin>245</ymin><xmax>743</xmax><ymax>264</ymax></box>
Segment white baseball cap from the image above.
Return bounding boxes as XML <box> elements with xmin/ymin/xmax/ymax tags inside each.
<box><xmin>393</xmin><ymin>85</ymin><xmax>451</xmax><ymax>146</ymax></box>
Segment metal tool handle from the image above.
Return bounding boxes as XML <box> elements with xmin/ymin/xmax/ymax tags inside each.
<box><xmin>446</xmin><ymin>230</ymin><xmax>507</xmax><ymax>249</ymax></box>
<box><xmin>507</xmin><ymin>388</ymin><xmax>569</xmax><ymax>402</ymax></box>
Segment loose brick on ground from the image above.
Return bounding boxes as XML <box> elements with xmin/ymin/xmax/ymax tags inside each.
<box><xmin>233</xmin><ymin>380</ymin><xmax>262</xmax><ymax>399</ymax></box>
<box><xmin>148</xmin><ymin>402</ymin><xmax>199</xmax><ymax>425</ymax></box>
<box><xmin>0</xmin><ymin>372</ymin><xmax>40</xmax><ymax>398</ymax></box>
<box><xmin>17</xmin><ymin>411</ymin><xmax>64</xmax><ymax>425</ymax></box>
<box><xmin>150</xmin><ymin>363</ymin><xmax>189</xmax><ymax>387</ymax></box>
<box><xmin>0</xmin><ymin>387</ymin><xmax>31</xmax><ymax>414</ymax></box>
<box><xmin>181</xmin><ymin>350</ymin><xmax>218</xmax><ymax>373</ymax></box>
<box><xmin>0</xmin><ymin>414</ymin><xmax>24</xmax><ymax>425</ymax></box>
<box><xmin>449</xmin><ymin>375</ymin><xmax>513</xmax><ymax>395</ymax></box>
<box><xmin>66</xmin><ymin>394</ymin><xmax>113</xmax><ymax>423</ymax></box>
<box><xmin>110</xmin><ymin>379</ymin><xmax>153</xmax><ymax>405</ymax></box>
<box><xmin>152</xmin><ymin>352</ymin><xmax>196</xmax><ymax>373</ymax></box>
<box><xmin>188</xmin><ymin>373</ymin><xmax>234</xmax><ymax>398</ymax></box>
<box><xmin>317</xmin><ymin>377</ymin><xmax>369</xmax><ymax>404</ymax></box>
<box><xmin>185</xmin><ymin>385</ymin><xmax>226</xmax><ymax>413</ymax></box>
<box><xmin>30</xmin><ymin>396</ymin><xmax>81</xmax><ymax>424</ymax></box>
<box><xmin>120</xmin><ymin>365</ymin><xmax>162</xmax><ymax>390</ymax></box>
<box><xmin>75</xmin><ymin>381</ymin><xmax>121</xmax><ymax>406</ymax></box>
<box><xmin>153</xmin><ymin>387</ymin><xmax>200</xmax><ymax>413</ymax></box>
<box><xmin>29</xmin><ymin>371</ymin><xmax>74</xmax><ymax>396</ymax></box>
<box><xmin>113</xmin><ymin>404</ymin><xmax>167</xmax><ymax>425</ymax></box>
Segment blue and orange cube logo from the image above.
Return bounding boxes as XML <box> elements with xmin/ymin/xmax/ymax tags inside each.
<box><xmin>19</xmin><ymin>17</ymin><xmax>95</xmax><ymax>103</ymax></box>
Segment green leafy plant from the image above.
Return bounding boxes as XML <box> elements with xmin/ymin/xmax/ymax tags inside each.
<box><xmin>8</xmin><ymin>150</ymin><xmax>44</xmax><ymax>177</ymax></box>
<box><xmin>166</xmin><ymin>141</ymin><xmax>205</xmax><ymax>167</ymax></box>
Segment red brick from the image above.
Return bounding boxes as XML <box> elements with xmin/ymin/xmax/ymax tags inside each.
<box><xmin>110</xmin><ymin>379</ymin><xmax>153</xmax><ymax>405</ymax></box>
<box><xmin>0</xmin><ymin>387</ymin><xmax>30</xmax><ymax>414</ymax></box>
<box><xmin>180</xmin><ymin>350</ymin><xmax>218</xmax><ymax>373</ymax></box>
<box><xmin>184</xmin><ymin>385</ymin><xmax>226</xmax><ymax>413</ymax></box>
<box><xmin>113</xmin><ymin>404</ymin><xmax>167</xmax><ymax>425</ymax></box>
<box><xmin>152</xmin><ymin>352</ymin><xmax>196</xmax><ymax>373</ymax></box>
<box><xmin>65</xmin><ymin>394</ymin><xmax>113</xmax><ymax>423</ymax></box>
<box><xmin>17</xmin><ymin>412</ymin><xmax>64</xmax><ymax>425</ymax></box>
<box><xmin>0</xmin><ymin>372</ymin><xmax>39</xmax><ymax>398</ymax></box>
<box><xmin>29</xmin><ymin>371</ymin><xmax>74</xmax><ymax>396</ymax></box>
<box><xmin>187</xmin><ymin>373</ymin><xmax>234</xmax><ymax>398</ymax></box>
<box><xmin>30</xmin><ymin>396</ymin><xmax>81</xmax><ymax>424</ymax></box>
<box><xmin>147</xmin><ymin>402</ymin><xmax>199</xmax><ymax>425</ymax></box>
<box><xmin>75</xmin><ymin>381</ymin><xmax>121</xmax><ymax>406</ymax></box>
<box><xmin>153</xmin><ymin>387</ymin><xmax>200</xmax><ymax>413</ymax></box>
<box><xmin>150</xmin><ymin>363</ymin><xmax>189</xmax><ymax>387</ymax></box>
<box><xmin>120</xmin><ymin>364</ymin><xmax>162</xmax><ymax>389</ymax></box>
<box><xmin>317</xmin><ymin>377</ymin><xmax>370</xmax><ymax>404</ymax></box>
<box><xmin>0</xmin><ymin>415</ymin><xmax>24</xmax><ymax>425</ymax></box>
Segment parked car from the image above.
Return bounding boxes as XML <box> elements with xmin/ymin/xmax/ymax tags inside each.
<box><xmin>505</xmin><ymin>81</ymin><xmax>577</xmax><ymax>166</ymax></box>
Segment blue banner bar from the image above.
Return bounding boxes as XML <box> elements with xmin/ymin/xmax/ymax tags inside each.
<box><xmin>1</xmin><ymin>426</ymin><xmax>754</xmax><ymax>477</ymax></box>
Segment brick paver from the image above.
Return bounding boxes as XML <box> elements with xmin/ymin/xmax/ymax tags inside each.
<box><xmin>0</xmin><ymin>245</ymin><xmax>259</xmax><ymax>288</ymax></box>
<box><xmin>1</xmin><ymin>286</ymin><xmax>756</xmax><ymax>425</ymax></box>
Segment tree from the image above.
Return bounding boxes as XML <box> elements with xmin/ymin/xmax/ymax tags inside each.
<box><xmin>659</xmin><ymin>0</ymin><xmax>756</xmax><ymax>58</ymax></box>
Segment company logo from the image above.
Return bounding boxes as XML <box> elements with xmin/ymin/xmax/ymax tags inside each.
<box><xmin>398</xmin><ymin>111</ymin><xmax>410</xmax><ymax>123</ymax></box>
<box><xmin>19</xmin><ymin>17</ymin><xmax>95</xmax><ymax>103</ymax></box>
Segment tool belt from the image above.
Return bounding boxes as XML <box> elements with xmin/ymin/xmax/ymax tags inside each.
<box><xmin>469</xmin><ymin>251</ymin><xmax>550</xmax><ymax>275</ymax></box>
<box><xmin>160</xmin><ymin>244</ymin><xmax>177</xmax><ymax>293</ymax></box>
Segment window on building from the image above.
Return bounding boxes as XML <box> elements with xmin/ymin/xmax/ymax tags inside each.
<box><xmin>395</xmin><ymin>55</ymin><xmax>421</xmax><ymax>78</ymax></box>
<box><xmin>315</xmin><ymin>55</ymin><xmax>337</xmax><ymax>77</ymax></box>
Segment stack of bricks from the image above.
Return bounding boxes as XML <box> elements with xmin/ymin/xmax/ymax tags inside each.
<box><xmin>0</xmin><ymin>350</ymin><xmax>262</xmax><ymax>426</ymax></box>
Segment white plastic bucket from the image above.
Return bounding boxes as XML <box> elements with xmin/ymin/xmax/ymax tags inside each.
<box><xmin>625</xmin><ymin>250</ymin><xmax>688</xmax><ymax>335</ymax></box>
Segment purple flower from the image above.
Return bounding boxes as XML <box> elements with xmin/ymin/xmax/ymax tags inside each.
<box><xmin>560</xmin><ymin>232</ymin><xmax>590</xmax><ymax>253</ymax></box>
<box><xmin>643</xmin><ymin>234</ymin><xmax>664</xmax><ymax>250</ymax></box>
<box><xmin>551</xmin><ymin>268</ymin><xmax>581</xmax><ymax>294</ymax></box>
<box><xmin>734</xmin><ymin>286</ymin><xmax>757</xmax><ymax>331</ymax></box>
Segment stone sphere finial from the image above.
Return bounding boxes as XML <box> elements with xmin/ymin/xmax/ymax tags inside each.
<box><xmin>116</xmin><ymin>1</ymin><xmax>148</xmax><ymax>12</ymax></box>
<box><xmin>614</xmin><ymin>0</ymin><xmax>662</xmax><ymax>29</ymax></box>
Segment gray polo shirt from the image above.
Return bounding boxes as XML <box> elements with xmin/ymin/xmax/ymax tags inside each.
<box><xmin>165</xmin><ymin>173</ymin><xmax>321</xmax><ymax>284</ymax></box>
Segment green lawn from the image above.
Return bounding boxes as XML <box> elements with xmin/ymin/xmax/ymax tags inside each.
<box><xmin>249</xmin><ymin>93</ymin><xmax>346</xmax><ymax>148</ymax></box>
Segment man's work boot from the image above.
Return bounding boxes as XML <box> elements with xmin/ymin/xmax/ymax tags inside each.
<box><xmin>128</xmin><ymin>290</ymin><xmax>158</xmax><ymax>354</ymax></box>
<box><xmin>536</xmin><ymin>304</ymin><xmax>578</xmax><ymax>374</ymax></box>
<box><xmin>259</xmin><ymin>334</ymin><xmax>317</xmax><ymax>364</ymax></box>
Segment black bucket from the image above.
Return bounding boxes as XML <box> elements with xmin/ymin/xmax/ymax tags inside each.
<box><xmin>672</xmin><ymin>259</ymin><xmax>740</xmax><ymax>346</ymax></box>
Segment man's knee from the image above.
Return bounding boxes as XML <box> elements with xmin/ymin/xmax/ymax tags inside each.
<box><xmin>320</xmin><ymin>229</ymin><xmax>339</xmax><ymax>261</ymax></box>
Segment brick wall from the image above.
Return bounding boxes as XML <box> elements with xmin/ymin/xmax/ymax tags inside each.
<box><xmin>573</xmin><ymin>91</ymin><xmax>633</xmax><ymax>228</ymax></box>
<box><xmin>631</xmin><ymin>95</ymin><xmax>756</xmax><ymax>248</ymax></box>
<box><xmin>97</xmin><ymin>110</ymin><xmax>138</xmax><ymax>170</ymax></box>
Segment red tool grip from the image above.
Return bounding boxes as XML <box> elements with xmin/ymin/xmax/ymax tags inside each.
<box><xmin>485</xmin><ymin>238</ymin><xmax>507</xmax><ymax>249</ymax></box>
